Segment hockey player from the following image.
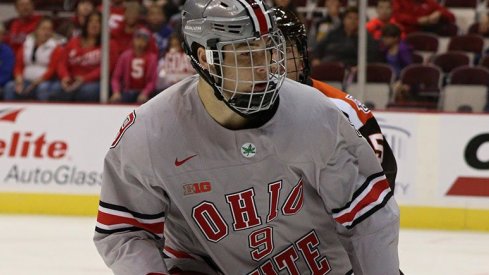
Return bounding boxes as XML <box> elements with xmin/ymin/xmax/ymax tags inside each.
<box><xmin>94</xmin><ymin>1</ymin><xmax>400</xmax><ymax>274</ymax></box>
<box><xmin>274</xmin><ymin>7</ymin><xmax>398</xmax><ymax>190</ymax></box>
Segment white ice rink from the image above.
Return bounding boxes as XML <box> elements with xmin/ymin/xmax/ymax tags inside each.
<box><xmin>0</xmin><ymin>215</ymin><xmax>488</xmax><ymax>275</ymax></box>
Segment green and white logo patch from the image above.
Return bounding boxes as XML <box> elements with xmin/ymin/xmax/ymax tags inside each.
<box><xmin>241</xmin><ymin>143</ymin><xmax>256</xmax><ymax>158</ymax></box>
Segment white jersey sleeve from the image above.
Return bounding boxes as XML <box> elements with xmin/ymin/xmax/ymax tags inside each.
<box><xmin>317</xmin><ymin>109</ymin><xmax>400</xmax><ymax>275</ymax></box>
<box><xmin>93</xmin><ymin>110</ymin><xmax>170</xmax><ymax>275</ymax></box>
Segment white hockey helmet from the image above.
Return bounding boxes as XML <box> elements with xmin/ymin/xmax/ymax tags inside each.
<box><xmin>182</xmin><ymin>0</ymin><xmax>287</xmax><ymax>116</ymax></box>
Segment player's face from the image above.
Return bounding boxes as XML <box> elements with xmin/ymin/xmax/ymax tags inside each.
<box><xmin>219</xmin><ymin>37</ymin><xmax>274</xmax><ymax>96</ymax></box>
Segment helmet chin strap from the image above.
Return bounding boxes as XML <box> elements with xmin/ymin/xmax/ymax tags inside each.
<box><xmin>183</xmin><ymin>41</ymin><xmax>278</xmax><ymax>119</ymax></box>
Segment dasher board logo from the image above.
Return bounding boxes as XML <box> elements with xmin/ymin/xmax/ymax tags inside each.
<box><xmin>0</xmin><ymin>108</ymin><xmax>23</xmax><ymax>123</ymax></box>
<box><xmin>446</xmin><ymin>133</ymin><xmax>489</xmax><ymax>197</ymax></box>
<box><xmin>0</xmin><ymin>108</ymin><xmax>68</xmax><ymax>159</ymax></box>
<box><xmin>0</xmin><ymin>106</ymin><xmax>102</xmax><ymax>187</ymax></box>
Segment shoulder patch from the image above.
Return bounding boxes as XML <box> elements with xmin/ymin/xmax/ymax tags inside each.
<box><xmin>110</xmin><ymin>111</ymin><xmax>136</xmax><ymax>149</ymax></box>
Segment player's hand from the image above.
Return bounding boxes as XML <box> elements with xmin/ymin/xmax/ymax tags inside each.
<box><xmin>137</xmin><ymin>93</ymin><xmax>148</xmax><ymax>104</ymax></box>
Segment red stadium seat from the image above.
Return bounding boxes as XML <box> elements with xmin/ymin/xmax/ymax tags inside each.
<box><xmin>406</xmin><ymin>32</ymin><xmax>439</xmax><ymax>62</ymax></box>
<box><xmin>411</xmin><ymin>52</ymin><xmax>424</xmax><ymax>64</ymax></box>
<box><xmin>432</xmin><ymin>51</ymin><xmax>471</xmax><ymax>74</ymax></box>
<box><xmin>347</xmin><ymin>63</ymin><xmax>395</xmax><ymax>110</ymax></box>
<box><xmin>442</xmin><ymin>65</ymin><xmax>489</xmax><ymax>112</ymax></box>
<box><xmin>388</xmin><ymin>64</ymin><xmax>443</xmax><ymax>110</ymax></box>
<box><xmin>448</xmin><ymin>34</ymin><xmax>485</xmax><ymax>63</ymax></box>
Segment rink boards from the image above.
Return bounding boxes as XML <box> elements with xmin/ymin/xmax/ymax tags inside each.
<box><xmin>0</xmin><ymin>103</ymin><xmax>488</xmax><ymax>231</ymax></box>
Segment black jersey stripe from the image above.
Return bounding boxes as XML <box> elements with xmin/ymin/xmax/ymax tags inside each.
<box><xmin>95</xmin><ymin>226</ymin><xmax>162</xmax><ymax>239</ymax></box>
<box><xmin>99</xmin><ymin>201</ymin><xmax>165</xmax><ymax>219</ymax></box>
<box><xmin>345</xmin><ymin>190</ymin><xmax>393</xmax><ymax>229</ymax></box>
<box><xmin>331</xmin><ymin>171</ymin><xmax>385</xmax><ymax>214</ymax></box>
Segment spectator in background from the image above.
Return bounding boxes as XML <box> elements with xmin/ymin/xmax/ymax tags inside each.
<box><xmin>312</xmin><ymin>6</ymin><xmax>382</xmax><ymax>67</ymax></box>
<box><xmin>0</xmin><ymin>23</ymin><xmax>15</xmax><ymax>99</ymax></box>
<box><xmin>59</xmin><ymin>0</ymin><xmax>95</xmax><ymax>38</ymax></box>
<box><xmin>143</xmin><ymin>0</ymin><xmax>180</xmax><ymax>17</ymax></box>
<box><xmin>100</xmin><ymin>0</ymin><xmax>126</xmax><ymax>30</ymax></box>
<box><xmin>5</xmin><ymin>0</ymin><xmax>42</xmax><ymax>54</ymax></box>
<box><xmin>474</xmin><ymin>12</ymin><xmax>489</xmax><ymax>37</ymax></box>
<box><xmin>381</xmin><ymin>23</ymin><xmax>412</xmax><ymax>78</ymax></box>
<box><xmin>111</xmin><ymin>1</ymin><xmax>141</xmax><ymax>52</ymax></box>
<box><xmin>392</xmin><ymin>0</ymin><xmax>455</xmax><ymax>34</ymax></box>
<box><xmin>367</xmin><ymin>0</ymin><xmax>404</xmax><ymax>40</ymax></box>
<box><xmin>4</xmin><ymin>18</ymin><xmax>65</xmax><ymax>101</ymax></box>
<box><xmin>310</xmin><ymin>0</ymin><xmax>343</xmax><ymax>47</ymax></box>
<box><xmin>381</xmin><ymin>23</ymin><xmax>414</xmax><ymax>103</ymax></box>
<box><xmin>53</xmin><ymin>12</ymin><xmax>116</xmax><ymax>102</ymax></box>
<box><xmin>146</xmin><ymin>3</ymin><xmax>173</xmax><ymax>58</ymax></box>
<box><xmin>112</xmin><ymin>1</ymin><xmax>157</xmax><ymax>54</ymax></box>
<box><xmin>110</xmin><ymin>28</ymin><xmax>157</xmax><ymax>104</ymax></box>
<box><xmin>156</xmin><ymin>33</ymin><xmax>195</xmax><ymax>91</ymax></box>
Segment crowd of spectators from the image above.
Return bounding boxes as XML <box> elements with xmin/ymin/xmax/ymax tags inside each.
<box><xmin>0</xmin><ymin>0</ymin><xmax>192</xmax><ymax>103</ymax></box>
<box><xmin>0</xmin><ymin>0</ymin><xmax>488</xmax><ymax>111</ymax></box>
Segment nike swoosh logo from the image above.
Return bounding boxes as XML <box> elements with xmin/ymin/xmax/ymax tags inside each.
<box><xmin>175</xmin><ymin>154</ymin><xmax>198</xmax><ymax>167</ymax></box>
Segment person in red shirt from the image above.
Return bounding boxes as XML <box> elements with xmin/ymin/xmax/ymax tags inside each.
<box><xmin>367</xmin><ymin>0</ymin><xmax>405</xmax><ymax>40</ymax></box>
<box><xmin>110</xmin><ymin>28</ymin><xmax>158</xmax><ymax>104</ymax></box>
<box><xmin>392</xmin><ymin>0</ymin><xmax>455</xmax><ymax>34</ymax></box>
<box><xmin>4</xmin><ymin>17</ymin><xmax>64</xmax><ymax>101</ymax></box>
<box><xmin>5</xmin><ymin>0</ymin><xmax>42</xmax><ymax>54</ymax></box>
<box><xmin>112</xmin><ymin>1</ymin><xmax>158</xmax><ymax>54</ymax></box>
<box><xmin>52</xmin><ymin>12</ymin><xmax>117</xmax><ymax>102</ymax></box>
<box><xmin>99</xmin><ymin>0</ymin><xmax>126</xmax><ymax>30</ymax></box>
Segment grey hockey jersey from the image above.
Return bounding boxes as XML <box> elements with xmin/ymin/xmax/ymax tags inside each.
<box><xmin>94</xmin><ymin>76</ymin><xmax>400</xmax><ymax>275</ymax></box>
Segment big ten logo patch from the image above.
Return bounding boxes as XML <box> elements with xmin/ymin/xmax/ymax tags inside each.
<box><xmin>183</xmin><ymin>181</ymin><xmax>212</xmax><ymax>195</ymax></box>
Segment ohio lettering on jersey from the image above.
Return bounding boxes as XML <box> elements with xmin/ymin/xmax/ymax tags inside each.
<box><xmin>190</xmin><ymin>178</ymin><xmax>329</xmax><ymax>274</ymax></box>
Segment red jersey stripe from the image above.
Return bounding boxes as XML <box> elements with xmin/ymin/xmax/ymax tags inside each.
<box><xmin>334</xmin><ymin>179</ymin><xmax>390</xmax><ymax>225</ymax></box>
<box><xmin>97</xmin><ymin>211</ymin><xmax>164</xmax><ymax>235</ymax></box>
<box><xmin>164</xmin><ymin>246</ymin><xmax>195</xmax><ymax>259</ymax></box>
